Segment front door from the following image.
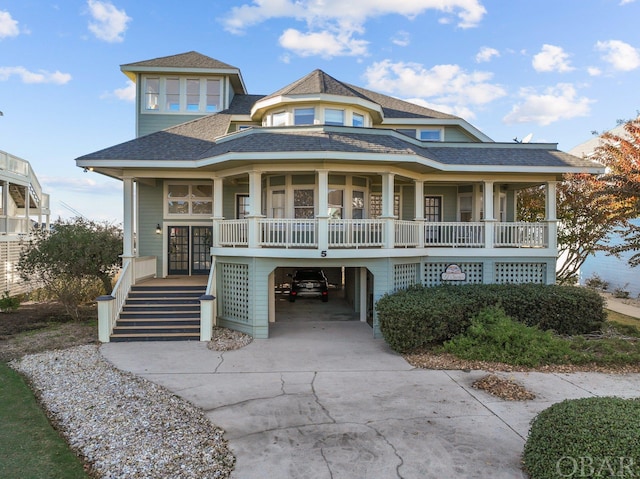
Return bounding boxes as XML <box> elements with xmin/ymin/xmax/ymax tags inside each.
<box><xmin>168</xmin><ymin>226</ymin><xmax>189</xmax><ymax>275</ymax></box>
<box><xmin>191</xmin><ymin>226</ymin><xmax>212</xmax><ymax>275</ymax></box>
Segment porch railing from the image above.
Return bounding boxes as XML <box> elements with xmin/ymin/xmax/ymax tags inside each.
<box><xmin>424</xmin><ymin>222</ymin><xmax>485</xmax><ymax>247</ymax></box>
<box><xmin>97</xmin><ymin>259</ymin><xmax>132</xmax><ymax>342</ymax></box>
<box><xmin>259</xmin><ymin>218</ymin><xmax>317</xmax><ymax>248</ymax></box>
<box><xmin>328</xmin><ymin>219</ymin><xmax>384</xmax><ymax>248</ymax></box>
<box><xmin>494</xmin><ymin>222</ymin><xmax>547</xmax><ymax>248</ymax></box>
<box><xmin>215</xmin><ymin>219</ymin><xmax>550</xmax><ymax>250</ymax></box>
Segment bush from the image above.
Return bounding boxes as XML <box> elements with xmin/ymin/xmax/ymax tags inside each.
<box><xmin>444</xmin><ymin>307</ymin><xmax>577</xmax><ymax>366</ymax></box>
<box><xmin>0</xmin><ymin>291</ymin><xmax>20</xmax><ymax>313</ymax></box>
<box><xmin>523</xmin><ymin>397</ymin><xmax>640</xmax><ymax>479</ymax></box>
<box><xmin>377</xmin><ymin>284</ymin><xmax>606</xmax><ymax>352</ymax></box>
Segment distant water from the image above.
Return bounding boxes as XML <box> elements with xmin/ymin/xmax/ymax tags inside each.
<box><xmin>579</xmin><ymin>219</ymin><xmax>640</xmax><ymax>298</ymax></box>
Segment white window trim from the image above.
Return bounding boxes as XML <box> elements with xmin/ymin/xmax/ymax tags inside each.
<box><xmin>142</xmin><ymin>76</ymin><xmax>223</xmax><ymax>114</ymax></box>
<box><xmin>164</xmin><ymin>181</ymin><xmax>214</xmax><ymax>218</ymax></box>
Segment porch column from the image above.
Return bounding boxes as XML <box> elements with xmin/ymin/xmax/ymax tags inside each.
<box><xmin>545</xmin><ymin>181</ymin><xmax>558</xmax><ymax>249</ymax></box>
<box><xmin>247</xmin><ymin>171</ymin><xmax>262</xmax><ymax>248</ymax></box>
<box><xmin>316</xmin><ymin>169</ymin><xmax>329</xmax><ymax>252</ymax></box>
<box><xmin>24</xmin><ymin>185</ymin><xmax>30</xmax><ymax>232</ymax></box>
<box><xmin>381</xmin><ymin>172</ymin><xmax>395</xmax><ymax>248</ymax></box>
<box><xmin>414</xmin><ymin>179</ymin><xmax>425</xmax><ymax>247</ymax></box>
<box><xmin>122</xmin><ymin>177</ymin><xmax>135</xmax><ymax>258</ymax></box>
<box><xmin>483</xmin><ymin>180</ymin><xmax>495</xmax><ymax>248</ymax></box>
<box><xmin>212</xmin><ymin>177</ymin><xmax>223</xmax><ymax>247</ymax></box>
<box><xmin>2</xmin><ymin>181</ymin><xmax>8</xmax><ymax>233</ymax></box>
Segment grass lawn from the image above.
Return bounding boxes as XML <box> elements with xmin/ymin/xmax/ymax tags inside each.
<box><xmin>0</xmin><ymin>361</ymin><xmax>89</xmax><ymax>479</ymax></box>
<box><xmin>607</xmin><ymin>309</ymin><xmax>640</xmax><ymax>329</ymax></box>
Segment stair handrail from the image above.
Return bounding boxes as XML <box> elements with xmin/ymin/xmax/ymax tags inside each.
<box><xmin>205</xmin><ymin>262</ymin><xmax>215</xmax><ymax>297</ymax></box>
<box><xmin>106</xmin><ymin>260</ymin><xmax>133</xmax><ymax>338</ymax></box>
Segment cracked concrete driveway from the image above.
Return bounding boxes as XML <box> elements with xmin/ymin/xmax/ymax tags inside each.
<box><xmin>101</xmin><ymin>321</ymin><xmax>640</xmax><ymax>478</ymax></box>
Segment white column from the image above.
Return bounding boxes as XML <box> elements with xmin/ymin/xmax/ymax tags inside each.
<box><xmin>122</xmin><ymin>177</ymin><xmax>135</xmax><ymax>258</ymax></box>
<box><xmin>212</xmin><ymin>177</ymin><xmax>223</xmax><ymax>247</ymax></box>
<box><xmin>483</xmin><ymin>180</ymin><xmax>495</xmax><ymax>248</ymax></box>
<box><xmin>359</xmin><ymin>267</ymin><xmax>367</xmax><ymax>322</ymax></box>
<box><xmin>414</xmin><ymin>180</ymin><xmax>425</xmax><ymax>247</ymax></box>
<box><xmin>546</xmin><ymin>181</ymin><xmax>558</xmax><ymax>249</ymax></box>
<box><xmin>381</xmin><ymin>173</ymin><xmax>395</xmax><ymax>248</ymax></box>
<box><xmin>2</xmin><ymin>181</ymin><xmax>8</xmax><ymax>233</ymax></box>
<box><xmin>247</xmin><ymin>171</ymin><xmax>262</xmax><ymax>248</ymax></box>
<box><xmin>24</xmin><ymin>185</ymin><xmax>30</xmax><ymax>232</ymax></box>
<box><xmin>316</xmin><ymin>169</ymin><xmax>330</xmax><ymax>252</ymax></box>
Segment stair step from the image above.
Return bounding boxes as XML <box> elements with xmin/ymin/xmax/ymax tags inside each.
<box><xmin>117</xmin><ymin>318</ymin><xmax>200</xmax><ymax>325</ymax></box>
<box><xmin>128</xmin><ymin>292</ymin><xmax>204</xmax><ymax>299</ymax></box>
<box><xmin>113</xmin><ymin>326</ymin><xmax>200</xmax><ymax>335</ymax></box>
<box><xmin>110</xmin><ymin>332</ymin><xmax>201</xmax><ymax>342</ymax></box>
<box><xmin>131</xmin><ymin>285</ymin><xmax>206</xmax><ymax>292</ymax></box>
<box><xmin>122</xmin><ymin>304</ymin><xmax>199</xmax><ymax>311</ymax></box>
<box><xmin>120</xmin><ymin>312</ymin><xmax>200</xmax><ymax>319</ymax></box>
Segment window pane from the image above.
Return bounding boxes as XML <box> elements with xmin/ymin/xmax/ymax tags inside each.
<box><xmin>192</xmin><ymin>201</ymin><xmax>213</xmax><ymax>214</ymax></box>
<box><xmin>295</xmin><ymin>208</ymin><xmax>314</xmax><ymax>219</ymax></box>
<box><xmin>145</xmin><ymin>78</ymin><xmax>159</xmax><ymax>110</ymax></box>
<box><xmin>294</xmin><ymin>189</ymin><xmax>314</xmax><ymax>207</ymax></box>
<box><xmin>272</xmin><ymin>112</ymin><xmax>287</xmax><ymax>126</ymax></box>
<box><xmin>294</xmin><ymin>108</ymin><xmax>314</xmax><ymax>125</ymax></box>
<box><xmin>352</xmin><ymin>113</ymin><xmax>364</xmax><ymax>127</ymax></box>
<box><xmin>169</xmin><ymin>201</ymin><xmax>189</xmax><ymax>214</ymax></box>
<box><xmin>325</xmin><ymin>109</ymin><xmax>344</xmax><ymax>126</ymax></box>
<box><xmin>328</xmin><ymin>189</ymin><xmax>343</xmax><ymax>218</ymax></box>
<box><xmin>166</xmin><ymin>78</ymin><xmax>180</xmax><ymax>111</ymax></box>
<box><xmin>424</xmin><ymin>196</ymin><xmax>442</xmax><ymax>222</ymax></box>
<box><xmin>187</xmin><ymin>79</ymin><xmax>200</xmax><ymax>112</ymax></box>
<box><xmin>420</xmin><ymin>129</ymin><xmax>441</xmax><ymax>141</ymax></box>
<box><xmin>168</xmin><ymin>185</ymin><xmax>189</xmax><ymax>198</ymax></box>
<box><xmin>192</xmin><ymin>184</ymin><xmax>212</xmax><ymax>198</ymax></box>
<box><xmin>206</xmin><ymin>79</ymin><xmax>220</xmax><ymax>112</ymax></box>
<box><xmin>237</xmin><ymin>195</ymin><xmax>250</xmax><ymax>219</ymax></box>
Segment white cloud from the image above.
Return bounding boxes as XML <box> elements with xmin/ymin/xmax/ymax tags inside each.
<box><xmin>532</xmin><ymin>44</ymin><xmax>574</xmax><ymax>73</ymax></box>
<box><xmin>620</xmin><ymin>0</ymin><xmax>636</xmax><ymax>4</ymax></box>
<box><xmin>503</xmin><ymin>83</ymin><xmax>593</xmax><ymax>126</ymax></box>
<box><xmin>475</xmin><ymin>46</ymin><xmax>499</xmax><ymax>63</ymax></box>
<box><xmin>279</xmin><ymin>28</ymin><xmax>368</xmax><ymax>58</ymax></box>
<box><xmin>595</xmin><ymin>39</ymin><xmax>640</xmax><ymax>71</ymax></box>
<box><xmin>0</xmin><ymin>10</ymin><xmax>19</xmax><ymax>39</ymax></box>
<box><xmin>587</xmin><ymin>66</ymin><xmax>602</xmax><ymax>76</ymax></box>
<box><xmin>0</xmin><ymin>66</ymin><xmax>71</xmax><ymax>84</ymax></box>
<box><xmin>42</xmin><ymin>176</ymin><xmax>121</xmax><ymax>195</ymax></box>
<box><xmin>87</xmin><ymin>0</ymin><xmax>131</xmax><ymax>43</ymax></box>
<box><xmin>364</xmin><ymin>59</ymin><xmax>506</xmax><ymax>118</ymax></box>
<box><xmin>223</xmin><ymin>0</ymin><xmax>486</xmax><ymax>57</ymax></box>
<box><xmin>101</xmin><ymin>80</ymin><xmax>135</xmax><ymax>101</ymax></box>
<box><xmin>391</xmin><ymin>30</ymin><xmax>410</xmax><ymax>47</ymax></box>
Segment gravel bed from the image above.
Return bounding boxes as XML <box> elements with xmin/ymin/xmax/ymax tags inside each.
<box><xmin>10</xmin><ymin>345</ymin><xmax>235</xmax><ymax>479</ymax></box>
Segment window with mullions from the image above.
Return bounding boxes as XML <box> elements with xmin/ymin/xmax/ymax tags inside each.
<box><xmin>328</xmin><ymin>189</ymin><xmax>344</xmax><ymax>218</ymax></box>
<box><xmin>167</xmin><ymin>183</ymin><xmax>213</xmax><ymax>216</ymax></box>
<box><xmin>145</xmin><ymin>77</ymin><xmax>159</xmax><ymax>110</ymax></box>
<box><xmin>370</xmin><ymin>194</ymin><xmax>400</xmax><ymax>218</ymax></box>
<box><xmin>294</xmin><ymin>189</ymin><xmax>314</xmax><ymax>219</ymax></box>
<box><xmin>325</xmin><ymin>108</ymin><xmax>344</xmax><ymax>126</ymax></box>
<box><xmin>166</xmin><ymin>78</ymin><xmax>180</xmax><ymax>111</ymax></box>
<box><xmin>424</xmin><ymin>196</ymin><xmax>442</xmax><ymax>222</ymax></box>
<box><xmin>419</xmin><ymin>129</ymin><xmax>442</xmax><ymax>142</ymax></box>
<box><xmin>294</xmin><ymin>108</ymin><xmax>315</xmax><ymax>125</ymax></box>
<box><xmin>143</xmin><ymin>77</ymin><xmax>221</xmax><ymax>113</ymax></box>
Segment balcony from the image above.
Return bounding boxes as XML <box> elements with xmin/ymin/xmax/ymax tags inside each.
<box><xmin>215</xmin><ymin>218</ymin><xmax>550</xmax><ymax>250</ymax></box>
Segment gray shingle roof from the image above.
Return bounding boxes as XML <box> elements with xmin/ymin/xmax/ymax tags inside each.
<box><xmin>121</xmin><ymin>51</ymin><xmax>239</xmax><ymax>70</ymax></box>
<box><xmin>76</xmin><ymin>126</ymin><xmax>600</xmax><ymax>171</ymax></box>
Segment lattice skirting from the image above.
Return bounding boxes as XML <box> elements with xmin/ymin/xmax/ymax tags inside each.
<box><xmin>494</xmin><ymin>262</ymin><xmax>546</xmax><ymax>284</ymax></box>
<box><xmin>0</xmin><ymin>239</ymin><xmax>32</xmax><ymax>296</ymax></box>
<box><xmin>424</xmin><ymin>262</ymin><xmax>484</xmax><ymax>287</ymax></box>
<box><xmin>220</xmin><ymin>263</ymin><xmax>250</xmax><ymax>323</ymax></box>
<box><xmin>393</xmin><ymin>263</ymin><xmax>419</xmax><ymax>292</ymax></box>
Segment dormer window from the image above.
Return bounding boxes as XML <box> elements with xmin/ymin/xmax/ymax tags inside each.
<box><xmin>294</xmin><ymin>108</ymin><xmax>314</xmax><ymax>125</ymax></box>
<box><xmin>273</xmin><ymin>111</ymin><xmax>287</xmax><ymax>126</ymax></box>
<box><xmin>325</xmin><ymin>108</ymin><xmax>344</xmax><ymax>126</ymax></box>
<box><xmin>352</xmin><ymin>113</ymin><xmax>364</xmax><ymax>127</ymax></box>
<box><xmin>142</xmin><ymin>76</ymin><xmax>222</xmax><ymax>114</ymax></box>
<box><xmin>419</xmin><ymin>128</ymin><xmax>443</xmax><ymax>142</ymax></box>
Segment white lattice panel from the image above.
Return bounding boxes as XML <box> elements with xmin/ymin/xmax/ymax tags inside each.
<box><xmin>220</xmin><ymin>263</ymin><xmax>250</xmax><ymax>323</ymax></box>
<box><xmin>393</xmin><ymin>263</ymin><xmax>419</xmax><ymax>291</ymax></box>
<box><xmin>423</xmin><ymin>262</ymin><xmax>483</xmax><ymax>286</ymax></box>
<box><xmin>494</xmin><ymin>263</ymin><xmax>546</xmax><ymax>284</ymax></box>
<box><xmin>0</xmin><ymin>239</ymin><xmax>32</xmax><ymax>296</ymax></box>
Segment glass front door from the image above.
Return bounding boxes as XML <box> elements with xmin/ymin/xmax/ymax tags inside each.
<box><xmin>191</xmin><ymin>226</ymin><xmax>212</xmax><ymax>275</ymax></box>
<box><xmin>168</xmin><ymin>226</ymin><xmax>189</xmax><ymax>275</ymax></box>
<box><xmin>167</xmin><ymin>225</ymin><xmax>212</xmax><ymax>275</ymax></box>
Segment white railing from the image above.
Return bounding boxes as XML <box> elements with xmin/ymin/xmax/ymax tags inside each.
<box><xmin>98</xmin><ymin>259</ymin><xmax>133</xmax><ymax>342</ymax></box>
<box><xmin>219</xmin><ymin>219</ymin><xmax>248</xmax><ymax>246</ymax></box>
<box><xmin>423</xmin><ymin>222</ymin><xmax>485</xmax><ymax>247</ymax></box>
<box><xmin>494</xmin><ymin>222</ymin><xmax>547</xmax><ymax>248</ymax></box>
<box><xmin>259</xmin><ymin>218</ymin><xmax>317</xmax><ymax>248</ymax></box>
<box><xmin>328</xmin><ymin>219</ymin><xmax>384</xmax><ymax>248</ymax></box>
<box><xmin>134</xmin><ymin>256</ymin><xmax>156</xmax><ymax>281</ymax></box>
<box><xmin>0</xmin><ymin>149</ymin><xmax>43</xmax><ymax>209</ymax></box>
<box><xmin>395</xmin><ymin>220</ymin><xmax>420</xmax><ymax>247</ymax></box>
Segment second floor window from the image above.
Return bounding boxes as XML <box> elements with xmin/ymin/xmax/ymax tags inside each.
<box><xmin>294</xmin><ymin>108</ymin><xmax>315</xmax><ymax>125</ymax></box>
<box><xmin>167</xmin><ymin>183</ymin><xmax>213</xmax><ymax>216</ymax></box>
<box><xmin>143</xmin><ymin>76</ymin><xmax>222</xmax><ymax>113</ymax></box>
<box><xmin>325</xmin><ymin>109</ymin><xmax>344</xmax><ymax>126</ymax></box>
<box><xmin>352</xmin><ymin>113</ymin><xmax>364</xmax><ymax>127</ymax></box>
<box><xmin>424</xmin><ymin>196</ymin><xmax>442</xmax><ymax>222</ymax></box>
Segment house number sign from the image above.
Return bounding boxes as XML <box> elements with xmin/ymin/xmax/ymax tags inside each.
<box><xmin>442</xmin><ymin>264</ymin><xmax>466</xmax><ymax>281</ymax></box>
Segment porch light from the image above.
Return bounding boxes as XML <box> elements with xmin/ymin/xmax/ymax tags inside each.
<box><xmin>155</xmin><ymin>224</ymin><xmax>161</xmax><ymax>234</ymax></box>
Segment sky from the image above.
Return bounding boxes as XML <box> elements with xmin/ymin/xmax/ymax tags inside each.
<box><xmin>1</xmin><ymin>0</ymin><xmax>639</xmax><ymax>224</ymax></box>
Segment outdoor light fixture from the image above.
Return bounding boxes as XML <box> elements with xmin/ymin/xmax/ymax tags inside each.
<box><xmin>155</xmin><ymin>224</ymin><xmax>161</xmax><ymax>234</ymax></box>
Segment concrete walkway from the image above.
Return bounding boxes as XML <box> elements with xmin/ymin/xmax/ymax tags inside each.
<box><xmin>101</xmin><ymin>321</ymin><xmax>640</xmax><ymax>478</ymax></box>
<box><xmin>603</xmin><ymin>293</ymin><xmax>640</xmax><ymax>319</ymax></box>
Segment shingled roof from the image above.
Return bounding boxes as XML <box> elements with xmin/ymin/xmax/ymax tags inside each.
<box><xmin>121</xmin><ymin>51</ymin><xmax>239</xmax><ymax>70</ymax></box>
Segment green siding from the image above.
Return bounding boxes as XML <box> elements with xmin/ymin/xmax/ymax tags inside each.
<box><xmin>138</xmin><ymin>113</ymin><xmax>208</xmax><ymax>137</ymax></box>
<box><xmin>423</xmin><ymin>185</ymin><xmax>458</xmax><ymax>221</ymax></box>
<box><xmin>443</xmin><ymin>126</ymin><xmax>477</xmax><ymax>142</ymax></box>
<box><xmin>223</xmin><ymin>184</ymin><xmax>249</xmax><ymax>219</ymax></box>
<box><xmin>401</xmin><ymin>185</ymin><xmax>414</xmax><ymax>220</ymax></box>
<box><xmin>137</xmin><ymin>182</ymin><xmax>164</xmax><ymax>277</ymax></box>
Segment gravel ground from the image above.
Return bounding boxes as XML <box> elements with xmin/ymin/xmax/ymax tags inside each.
<box><xmin>10</xmin><ymin>345</ymin><xmax>235</xmax><ymax>479</ymax></box>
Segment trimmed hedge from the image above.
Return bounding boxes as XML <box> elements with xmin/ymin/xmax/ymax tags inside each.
<box><xmin>523</xmin><ymin>397</ymin><xmax>640</xmax><ymax>479</ymax></box>
<box><xmin>376</xmin><ymin>284</ymin><xmax>606</xmax><ymax>352</ymax></box>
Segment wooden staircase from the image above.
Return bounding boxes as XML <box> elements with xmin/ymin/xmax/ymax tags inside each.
<box><xmin>111</xmin><ymin>284</ymin><xmax>206</xmax><ymax>342</ymax></box>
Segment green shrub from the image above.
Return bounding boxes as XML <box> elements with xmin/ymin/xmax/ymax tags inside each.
<box><xmin>0</xmin><ymin>291</ymin><xmax>20</xmax><ymax>313</ymax></box>
<box><xmin>377</xmin><ymin>284</ymin><xmax>606</xmax><ymax>352</ymax></box>
<box><xmin>444</xmin><ymin>306</ymin><xmax>578</xmax><ymax>366</ymax></box>
<box><xmin>523</xmin><ymin>397</ymin><xmax>640</xmax><ymax>479</ymax></box>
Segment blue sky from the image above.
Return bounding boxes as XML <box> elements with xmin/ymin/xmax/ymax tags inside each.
<box><xmin>1</xmin><ymin>0</ymin><xmax>639</xmax><ymax>223</ymax></box>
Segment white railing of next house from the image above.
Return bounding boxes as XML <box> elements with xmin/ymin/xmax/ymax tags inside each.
<box><xmin>328</xmin><ymin>219</ymin><xmax>384</xmax><ymax>248</ymax></box>
<box><xmin>423</xmin><ymin>222</ymin><xmax>485</xmax><ymax>247</ymax></box>
<box><xmin>259</xmin><ymin>218</ymin><xmax>317</xmax><ymax>248</ymax></box>
<box><xmin>494</xmin><ymin>222</ymin><xmax>547</xmax><ymax>248</ymax></box>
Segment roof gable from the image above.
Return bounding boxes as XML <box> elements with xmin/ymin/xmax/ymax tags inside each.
<box><xmin>121</xmin><ymin>51</ymin><xmax>239</xmax><ymax>70</ymax></box>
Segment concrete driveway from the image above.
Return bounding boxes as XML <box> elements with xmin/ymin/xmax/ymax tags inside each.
<box><xmin>101</xmin><ymin>321</ymin><xmax>640</xmax><ymax>479</ymax></box>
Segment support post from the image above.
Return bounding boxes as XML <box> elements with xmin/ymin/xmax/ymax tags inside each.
<box><xmin>199</xmin><ymin>294</ymin><xmax>216</xmax><ymax>341</ymax></box>
<box><xmin>316</xmin><ymin>169</ymin><xmax>330</xmax><ymax>252</ymax></box>
<box><xmin>96</xmin><ymin>295</ymin><xmax>115</xmax><ymax>343</ymax></box>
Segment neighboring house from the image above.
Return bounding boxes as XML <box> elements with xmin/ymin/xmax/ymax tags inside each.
<box><xmin>75</xmin><ymin>51</ymin><xmax>603</xmax><ymax>342</ymax></box>
<box><xmin>569</xmin><ymin>120</ymin><xmax>640</xmax><ymax>298</ymax></box>
<box><xmin>0</xmin><ymin>149</ymin><xmax>50</xmax><ymax>296</ymax></box>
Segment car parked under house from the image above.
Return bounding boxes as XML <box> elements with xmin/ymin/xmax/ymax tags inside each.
<box><xmin>75</xmin><ymin>51</ymin><xmax>604</xmax><ymax>342</ymax></box>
